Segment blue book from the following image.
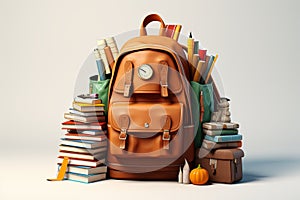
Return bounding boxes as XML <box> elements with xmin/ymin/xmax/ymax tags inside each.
<box><xmin>65</xmin><ymin>172</ymin><xmax>106</xmax><ymax>184</ymax></box>
<box><xmin>205</xmin><ymin>134</ymin><xmax>242</xmax><ymax>143</ymax></box>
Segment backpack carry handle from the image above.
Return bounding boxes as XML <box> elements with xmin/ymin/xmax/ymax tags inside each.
<box><xmin>140</xmin><ymin>14</ymin><xmax>166</xmax><ymax>36</ymax></box>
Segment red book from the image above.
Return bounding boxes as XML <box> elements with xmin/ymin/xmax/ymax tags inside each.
<box><xmin>199</xmin><ymin>49</ymin><xmax>207</xmax><ymax>61</ymax></box>
<box><xmin>57</xmin><ymin>156</ymin><xmax>105</xmax><ymax>167</ymax></box>
<box><xmin>62</xmin><ymin>120</ymin><xmax>107</xmax><ymax>130</ymax></box>
<box><xmin>165</xmin><ymin>25</ymin><xmax>176</xmax><ymax>37</ymax></box>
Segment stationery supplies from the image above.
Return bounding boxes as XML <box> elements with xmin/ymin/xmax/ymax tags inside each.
<box><xmin>165</xmin><ymin>24</ymin><xmax>176</xmax><ymax>37</ymax></box>
<box><xmin>59</xmin><ymin>145</ymin><xmax>107</xmax><ymax>155</ymax></box>
<box><xmin>65</xmin><ymin>172</ymin><xmax>106</xmax><ymax>184</ymax></box>
<box><xmin>203</xmin><ymin>122</ymin><xmax>239</xmax><ymax>130</ymax></box>
<box><xmin>64</xmin><ymin>113</ymin><xmax>105</xmax><ymax>123</ymax></box>
<box><xmin>173</xmin><ymin>25</ymin><xmax>182</xmax><ymax>41</ymax></box>
<box><xmin>58</xmin><ymin>151</ymin><xmax>106</xmax><ymax>161</ymax></box>
<box><xmin>93</xmin><ymin>49</ymin><xmax>106</xmax><ymax>81</ymax></box>
<box><xmin>187</xmin><ymin>32</ymin><xmax>195</xmax><ymax>70</ymax></box>
<box><xmin>201</xmin><ymin>139</ymin><xmax>242</xmax><ymax>150</ymax></box>
<box><xmin>68</xmin><ymin>108</ymin><xmax>104</xmax><ymax>117</ymax></box>
<box><xmin>193</xmin><ymin>40</ymin><xmax>199</xmax><ymax>54</ymax></box>
<box><xmin>211</xmin><ymin>98</ymin><xmax>231</xmax><ymax>122</ymax></box>
<box><xmin>105</xmin><ymin>37</ymin><xmax>119</xmax><ymax>60</ymax></box>
<box><xmin>193</xmin><ymin>60</ymin><xmax>205</xmax><ymax>82</ymax></box>
<box><xmin>77</xmin><ymin>93</ymin><xmax>98</xmax><ymax>99</ymax></box>
<box><xmin>61</xmin><ymin>120</ymin><xmax>106</xmax><ymax>130</ymax></box>
<box><xmin>64</xmin><ymin>165</ymin><xmax>107</xmax><ymax>175</ymax></box>
<box><xmin>203</xmin><ymin>128</ymin><xmax>238</xmax><ymax>136</ymax></box>
<box><xmin>47</xmin><ymin>157</ymin><xmax>69</xmax><ymax>181</ymax></box>
<box><xmin>57</xmin><ymin>157</ymin><xmax>105</xmax><ymax>167</ymax></box>
<box><xmin>60</xmin><ymin>139</ymin><xmax>107</xmax><ymax>149</ymax></box>
<box><xmin>97</xmin><ymin>40</ymin><xmax>111</xmax><ymax>76</ymax></box>
<box><xmin>204</xmin><ymin>134</ymin><xmax>242</xmax><ymax>143</ymax></box>
<box><xmin>74</xmin><ymin>96</ymin><xmax>102</xmax><ymax>104</ymax></box>
<box><xmin>199</xmin><ymin>49</ymin><xmax>207</xmax><ymax>61</ymax></box>
<box><xmin>72</xmin><ymin>102</ymin><xmax>105</xmax><ymax>112</ymax></box>
<box><xmin>104</xmin><ymin>46</ymin><xmax>115</xmax><ymax>70</ymax></box>
<box><xmin>205</xmin><ymin>54</ymin><xmax>219</xmax><ymax>84</ymax></box>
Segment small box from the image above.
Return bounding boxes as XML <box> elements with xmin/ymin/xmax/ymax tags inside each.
<box><xmin>198</xmin><ymin>148</ymin><xmax>244</xmax><ymax>183</ymax></box>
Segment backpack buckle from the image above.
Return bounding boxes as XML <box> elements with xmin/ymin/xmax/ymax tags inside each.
<box><xmin>124</xmin><ymin>84</ymin><xmax>131</xmax><ymax>97</ymax></box>
<box><xmin>162</xmin><ymin>130</ymin><xmax>170</xmax><ymax>150</ymax></box>
<box><xmin>162</xmin><ymin>130</ymin><xmax>170</xmax><ymax>141</ymax></box>
<box><xmin>119</xmin><ymin>129</ymin><xmax>127</xmax><ymax>140</ymax></box>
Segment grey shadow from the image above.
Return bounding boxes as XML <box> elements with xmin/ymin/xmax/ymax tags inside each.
<box><xmin>240</xmin><ymin>157</ymin><xmax>300</xmax><ymax>183</ymax></box>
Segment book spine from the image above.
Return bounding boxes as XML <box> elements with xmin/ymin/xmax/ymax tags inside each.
<box><xmin>172</xmin><ymin>25</ymin><xmax>182</xmax><ymax>41</ymax></box>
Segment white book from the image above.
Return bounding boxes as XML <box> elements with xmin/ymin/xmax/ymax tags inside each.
<box><xmin>60</xmin><ymin>139</ymin><xmax>107</xmax><ymax>149</ymax></box>
<box><xmin>74</xmin><ymin>97</ymin><xmax>102</xmax><ymax>104</ymax></box>
<box><xmin>69</xmin><ymin>108</ymin><xmax>104</xmax><ymax>117</ymax></box>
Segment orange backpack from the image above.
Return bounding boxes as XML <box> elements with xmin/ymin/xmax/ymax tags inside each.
<box><xmin>107</xmin><ymin>14</ymin><xmax>197</xmax><ymax>180</ymax></box>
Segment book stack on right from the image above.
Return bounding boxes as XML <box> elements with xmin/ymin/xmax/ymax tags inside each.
<box><xmin>198</xmin><ymin>98</ymin><xmax>245</xmax><ymax>184</ymax></box>
<box><xmin>58</xmin><ymin>94</ymin><xmax>108</xmax><ymax>183</ymax></box>
<box><xmin>202</xmin><ymin>97</ymin><xmax>242</xmax><ymax>150</ymax></box>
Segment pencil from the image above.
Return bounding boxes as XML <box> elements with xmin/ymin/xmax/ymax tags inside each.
<box><xmin>193</xmin><ymin>60</ymin><xmax>205</xmax><ymax>82</ymax></box>
<box><xmin>205</xmin><ymin>54</ymin><xmax>218</xmax><ymax>83</ymax></box>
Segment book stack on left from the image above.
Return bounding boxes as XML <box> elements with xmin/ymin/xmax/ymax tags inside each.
<box><xmin>58</xmin><ymin>94</ymin><xmax>108</xmax><ymax>183</ymax></box>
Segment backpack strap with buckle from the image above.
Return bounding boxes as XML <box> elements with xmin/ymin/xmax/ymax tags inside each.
<box><xmin>160</xmin><ymin>61</ymin><xmax>169</xmax><ymax>97</ymax></box>
<box><xmin>124</xmin><ymin>61</ymin><xmax>133</xmax><ymax>97</ymax></box>
<box><xmin>161</xmin><ymin>115</ymin><xmax>171</xmax><ymax>150</ymax></box>
<box><xmin>119</xmin><ymin>114</ymin><xmax>130</xmax><ymax>149</ymax></box>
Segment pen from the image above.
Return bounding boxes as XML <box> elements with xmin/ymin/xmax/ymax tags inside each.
<box><xmin>187</xmin><ymin>32</ymin><xmax>195</xmax><ymax>77</ymax></box>
<box><xmin>104</xmin><ymin>46</ymin><xmax>115</xmax><ymax>72</ymax></box>
<box><xmin>78</xmin><ymin>94</ymin><xmax>99</xmax><ymax>99</ymax></box>
<box><xmin>205</xmin><ymin>54</ymin><xmax>218</xmax><ymax>83</ymax></box>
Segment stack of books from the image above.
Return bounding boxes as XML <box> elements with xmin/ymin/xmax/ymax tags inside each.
<box><xmin>58</xmin><ymin>94</ymin><xmax>108</xmax><ymax>183</ymax></box>
<box><xmin>201</xmin><ymin>122</ymin><xmax>242</xmax><ymax>151</ymax></box>
<box><xmin>211</xmin><ymin>98</ymin><xmax>231</xmax><ymax>122</ymax></box>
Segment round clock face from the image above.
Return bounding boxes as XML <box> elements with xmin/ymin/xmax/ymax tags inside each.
<box><xmin>138</xmin><ymin>64</ymin><xmax>153</xmax><ymax>80</ymax></box>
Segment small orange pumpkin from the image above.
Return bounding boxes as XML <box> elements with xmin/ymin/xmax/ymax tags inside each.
<box><xmin>189</xmin><ymin>164</ymin><xmax>209</xmax><ymax>185</ymax></box>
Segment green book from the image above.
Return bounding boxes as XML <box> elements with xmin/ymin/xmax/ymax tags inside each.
<box><xmin>203</xmin><ymin>129</ymin><xmax>238</xmax><ymax>136</ymax></box>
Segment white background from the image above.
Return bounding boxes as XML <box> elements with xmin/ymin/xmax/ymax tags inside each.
<box><xmin>1</xmin><ymin>0</ymin><xmax>299</xmax><ymax>199</ymax></box>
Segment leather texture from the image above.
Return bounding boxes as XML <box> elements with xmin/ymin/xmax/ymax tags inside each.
<box><xmin>107</xmin><ymin>14</ymin><xmax>195</xmax><ymax>180</ymax></box>
<box><xmin>197</xmin><ymin>148</ymin><xmax>244</xmax><ymax>183</ymax></box>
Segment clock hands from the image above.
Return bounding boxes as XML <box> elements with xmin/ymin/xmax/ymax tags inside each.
<box><xmin>139</xmin><ymin>68</ymin><xmax>146</xmax><ymax>73</ymax></box>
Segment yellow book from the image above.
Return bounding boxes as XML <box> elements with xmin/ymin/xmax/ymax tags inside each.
<box><xmin>172</xmin><ymin>25</ymin><xmax>182</xmax><ymax>41</ymax></box>
<box><xmin>73</xmin><ymin>102</ymin><xmax>104</xmax><ymax>107</ymax></box>
<box><xmin>72</xmin><ymin>102</ymin><xmax>105</xmax><ymax>112</ymax></box>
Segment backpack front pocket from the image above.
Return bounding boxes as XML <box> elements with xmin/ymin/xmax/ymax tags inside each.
<box><xmin>108</xmin><ymin>102</ymin><xmax>185</xmax><ymax>158</ymax></box>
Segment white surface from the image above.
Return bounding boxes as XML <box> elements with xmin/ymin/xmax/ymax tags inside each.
<box><xmin>1</xmin><ymin>153</ymin><xmax>300</xmax><ymax>199</ymax></box>
<box><xmin>0</xmin><ymin>0</ymin><xmax>300</xmax><ymax>199</ymax></box>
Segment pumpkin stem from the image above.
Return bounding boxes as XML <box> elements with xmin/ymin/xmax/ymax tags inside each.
<box><xmin>197</xmin><ymin>164</ymin><xmax>201</xmax><ymax>169</ymax></box>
